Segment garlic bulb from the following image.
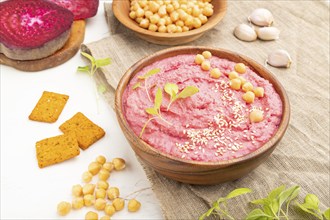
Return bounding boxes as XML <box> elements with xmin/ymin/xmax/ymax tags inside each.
<box><xmin>234</xmin><ymin>24</ymin><xmax>257</xmax><ymax>42</ymax></box>
<box><xmin>257</xmin><ymin>27</ymin><xmax>280</xmax><ymax>40</ymax></box>
<box><xmin>267</xmin><ymin>49</ymin><xmax>292</xmax><ymax>68</ymax></box>
<box><xmin>248</xmin><ymin>8</ymin><xmax>274</xmax><ymax>27</ymax></box>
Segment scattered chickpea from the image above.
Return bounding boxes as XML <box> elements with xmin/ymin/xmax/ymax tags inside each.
<box><xmin>94</xmin><ymin>198</ymin><xmax>107</xmax><ymax>211</ymax></box>
<box><xmin>128</xmin><ymin>199</ymin><xmax>141</xmax><ymax>212</ymax></box>
<box><xmin>82</xmin><ymin>171</ymin><xmax>93</xmax><ymax>183</ymax></box>
<box><xmin>107</xmin><ymin>187</ymin><xmax>120</xmax><ymax>200</ymax></box>
<box><xmin>254</xmin><ymin>87</ymin><xmax>265</xmax><ymax>97</ymax></box>
<box><xmin>242</xmin><ymin>82</ymin><xmax>254</xmax><ymax>92</ymax></box>
<box><xmin>201</xmin><ymin>60</ymin><xmax>211</xmax><ymax>71</ymax></box>
<box><xmin>95</xmin><ymin>188</ymin><xmax>107</xmax><ymax>199</ymax></box>
<box><xmin>202</xmin><ymin>51</ymin><xmax>212</xmax><ymax>59</ymax></box>
<box><xmin>100</xmin><ymin>216</ymin><xmax>111</xmax><ymax>220</ymax></box>
<box><xmin>230</xmin><ymin>78</ymin><xmax>242</xmax><ymax>90</ymax></box>
<box><xmin>72</xmin><ymin>197</ymin><xmax>84</xmax><ymax>210</ymax></box>
<box><xmin>112</xmin><ymin>158</ymin><xmax>126</xmax><ymax>171</ymax></box>
<box><xmin>57</xmin><ymin>201</ymin><xmax>71</xmax><ymax>216</ymax></box>
<box><xmin>83</xmin><ymin>184</ymin><xmax>96</xmax><ymax>195</ymax></box>
<box><xmin>72</xmin><ymin>184</ymin><xmax>83</xmax><ymax>197</ymax></box>
<box><xmin>88</xmin><ymin>162</ymin><xmax>102</xmax><ymax>176</ymax></box>
<box><xmin>228</xmin><ymin>71</ymin><xmax>239</xmax><ymax>80</ymax></box>
<box><xmin>85</xmin><ymin>211</ymin><xmax>98</xmax><ymax>220</ymax></box>
<box><xmin>195</xmin><ymin>54</ymin><xmax>205</xmax><ymax>65</ymax></box>
<box><xmin>97</xmin><ymin>180</ymin><xmax>109</xmax><ymax>190</ymax></box>
<box><xmin>104</xmin><ymin>204</ymin><xmax>116</xmax><ymax>216</ymax></box>
<box><xmin>242</xmin><ymin>91</ymin><xmax>255</xmax><ymax>104</ymax></box>
<box><xmin>250</xmin><ymin>110</ymin><xmax>264</xmax><ymax>123</ymax></box>
<box><xmin>84</xmin><ymin>194</ymin><xmax>95</xmax><ymax>207</ymax></box>
<box><xmin>234</xmin><ymin>63</ymin><xmax>246</xmax><ymax>74</ymax></box>
<box><xmin>112</xmin><ymin>198</ymin><xmax>125</xmax><ymax>211</ymax></box>
<box><xmin>98</xmin><ymin>169</ymin><xmax>111</xmax><ymax>181</ymax></box>
<box><xmin>210</xmin><ymin>68</ymin><xmax>222</xmax><ymax>79</ymax></box>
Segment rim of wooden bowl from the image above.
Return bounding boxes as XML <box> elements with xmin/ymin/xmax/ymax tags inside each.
<box><xmin>112</xmin><ymin>0</ymin><xmax>227</xmax><ymax>38</ymax></box>
<box><xmin>115</xmin><ymin>46</ymin><xmax>290</xmax><ymax>168</ymax></box>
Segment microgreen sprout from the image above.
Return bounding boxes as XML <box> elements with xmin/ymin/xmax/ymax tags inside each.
<box><xmin>199</xmin><ymin>188</ymin><xmax>252</xmax><ymax>220</ymax></box>
<box><xmin>133</xmin><ymin>68</ymin><xmax>160</xmax><ymax>102</ymax></box>
<box><xmin>296</xmin><ymin>194</ymin><xmax>329</xmax><ymax>220</ymax></box>
<box><xmin>164</xmin><ymin>83</ymin><xmax>199</xmax><ymax>110</ymax></box>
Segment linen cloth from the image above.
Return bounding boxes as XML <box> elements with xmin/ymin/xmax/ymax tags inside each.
<box><xmin>82</xmin><ymin>1</ymin><xmax>330</xmax><ymax>219</ymax></box>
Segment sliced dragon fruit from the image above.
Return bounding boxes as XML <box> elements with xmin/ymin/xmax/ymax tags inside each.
<box><xmin>0</xmin><ymin>0</ymin><xmax>74</xmax><ymax>60</ymax></box>
<box><xmin>48</xmin><ymin>0</ymin><xmax>99</xmax><ymax>20</ymax></box>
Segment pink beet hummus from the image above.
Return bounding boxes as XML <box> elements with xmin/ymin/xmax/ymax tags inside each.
<box><xmin>122</xmin><ymin>54</ymin><xmax>283</xmax><ymax>162</ymax></box>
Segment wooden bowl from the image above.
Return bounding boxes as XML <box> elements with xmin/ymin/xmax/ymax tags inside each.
<box><xmin>112</xmin><ymin>0</ymin><xmax>227</xmax><ymax>45</ymax></box>
<box><xmin>115</xmin><ymin>46</ymin><xmax>290</xmax><ymax>185</ymax></box>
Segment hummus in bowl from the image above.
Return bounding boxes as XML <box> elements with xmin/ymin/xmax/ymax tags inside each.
<box><xmin>115</xmin><ymin>46</ymin><xmax>290</xmax><ymax>185</ymax></box>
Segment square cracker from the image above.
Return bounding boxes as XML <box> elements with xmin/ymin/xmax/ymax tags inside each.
<box><xmin>29</xmin><ymin>91</ymin><xmax>69</xmax><ymax>123</ymax></box>
<box><xmin>36</xmin><ymin>133</ymin><xmax>80</xmax><ymax>168</ymax></box>
<box><xmin>59</xmin><ymin>112</ymin><xmax>105</xmax><ymax>150</ymax></box>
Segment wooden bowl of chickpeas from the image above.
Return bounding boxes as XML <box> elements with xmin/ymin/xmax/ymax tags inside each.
<box><xmin>115</xmin><ymin>46</ymin><xmax>290</xmax><ymax>185</ymax></box>
<box><xmin>112</xmin><ymin>0</ymin><xmax>227</xmax><ymax>45</ymax></box>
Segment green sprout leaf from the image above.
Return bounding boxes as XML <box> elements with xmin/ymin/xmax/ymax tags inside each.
<box><xmin>146</xmin><ymin>108</ymin><xmax>158</xmax><ymax>115</ymax></box>
<box><xmin>95</xmin><ymin>57</ymin><xmax>111</xmax><ymax>68</ymax></box>
<box><xmin>324</xmin><ymin>208</ymin><xmax>330</xmax><ymax>220</ymax></box>
<box><xmin>138</xmin><ymin>68</ymin><xmax>161</xmax><ymax>79</ymax></box>
<box><xmin>304</xmin><ymin>194</ymin><xmax>320</xmax><ymax>211</ymax></box>
<box><xmin>296</xmin><ymin>201</ymin><xmax>323</xmax><ymax>219</ymax></box>
<box><xmin>166</xmin><ymin>84</ymin><xmax>199</xmax><ymax>110</ymax></box>
<box><xmin>176</xmin><ymin>85</ymin><xmax>199</xmax><ymax>99</ymax></box>
<box><xmin>226</xmin><ymin>188</ymin><xmax>252</xmax><ymax>199</ymax></box>
<box><xmin>81</xmin><ymin>51</ymin><xmax>95</xmax><ymax>63</ymax></box>
<box><xmin>268</xmin><ymin>185</ymin><xmax>286</xmax><ymax>201</ymax></box>
<box><xmin>77</xmin><ymin>65</ymin><xmax>90</xmax><ymax>72</ymax></box>
<box><xmin>154</xmin><ymin>88</ymin><xmax>162</xmax><ymax>110</ymax></box>
<box><xmin>97</xmin><ymin>84</ymin><xmax>107</xmax><ymax>94</ymax></box>
<box><xmin>245</xmin><ymin>209</ymin><xmax>273</xmax><ymax>220</ymax></box>
<box><xmin>78</xmin><ymin>52</ymin><xmax>111</xmax><ymax>76</ymax></box>
<box><xmin>133</xmin><ymin>82</ymin><xmax>141</xmax><ymax>90</ymax></box>
<box><xmin>164</xmin><ymin>83</ymin><xmax>179</xmax><ymax>99</ymax></box>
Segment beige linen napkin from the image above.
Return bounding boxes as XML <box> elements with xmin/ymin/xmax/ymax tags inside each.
<box><xmin>82</xmin><ymin>1</ymin><xmax>329</xmax><ymax>219</ymax></box>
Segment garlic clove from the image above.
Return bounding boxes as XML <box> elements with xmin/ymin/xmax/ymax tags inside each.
<box><xmin>234</xmin><ymin>24</ymin><xmax>257</xmax><ymax>42</ymax></box>
<box><xmin>248</xmin><ymin>8</ymin><xmax>274</xmax><ymax>27</ymax></box>
<box><xmin>257</xmin><ymin>27</ymin><xmax>280</xmax><ymax>41</ymax></box>
<box><xmin>267</xmin><ymin>49</ymin><xmax>292</xmax><ymax>68</ymax></box>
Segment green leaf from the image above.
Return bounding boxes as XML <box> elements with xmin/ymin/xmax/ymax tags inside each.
<box><xmin>164</xmin><ymin>83</ymin><xmax>179</xmax><ymax>100</ymax></box>
<box><xmin>296</xmin><ymin>201</ymin><xmax>323</xmax><ymax>219</ymax></box>
<box><xmin>81</xmin><ymin>51</ymin><xmax>95</xmax><ymax>63</ymax></box>
<box><xmin>176</xmin><ymin>86</ymin><xmax>199</xmax><ymax>99</ymax></box>
<box><xmin>199</xmin><ymin>212</ymin><xmax>208</xmax><ymax>220</ymax></box>
<box><xmin>95</xmin><ymin>58</ymin><xmax>111</xmax><ymax>68</ymax></box>
<box><xmin>285</xmin><ymin>186</ymin><xmax>300</xmax><ymax>215</ymax></box>
<box><xmin>226</xmin><ymin>188</ymin><xmax>252</xmax><ymax>199</ymax></box>
<box><xmin>77</xmin><ymin>65</ymin><xmax>90</xmax><ymax>72</ymax></box>
<box><xmin>138</xmin><ymin>68</ymin><xmax>161</xmax><ymax>79</ymax></box>
<box><xmin>251</xmin><ymin>199</ymin><xmax>268</xmax><ymax>205</ymax></box>
<box><xmin>245</xmin><ymin>209</ymin><xmax>274</xmax><ymax>220</ymax></box>
<box><xmin>268</xmin><ymin>185</ymin><xmax>286</xmax><ymax>201</ymax></box>
<box><xmin>304</xmin><ymin>194</ymin><xmax>320</xmax><ymax>211</ymax></box>
<box><xmin>269</xmin><ymin>200</ymin><xmax>279</xmax><ymax>216</ymax></box>
<box><xmin>154</xmin><ymin>88</ymin><xmax>162</xmax><ymax>110</ymax></box>
<box><xmin>97</xmin><ymin>84</ymin><xmax>107</xmax><ymax>94</ymax></box>
<box><xmin>133</xmin><ymin>82</ymin><xmax>141</xmax><ymax>90</ymax></box>
<box><xmin>145</xmin><ymin>108</ymin><xmax>158</xmax><ymax>115</ymax></box>
<box><xmin>323</xmin><ymin>208</ymin><xmax>330</xmax><ymax>220</ymax></box>
<box><xmin>217</xmin><ymin>197</ymin><xmax>226</xmax><ymax>204</ymax></box>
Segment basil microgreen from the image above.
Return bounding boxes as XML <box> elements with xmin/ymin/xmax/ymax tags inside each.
<box><xmin>199</xmin><ymin>188</ymin><xmax>252</xmax><ymax>220</ymax></box>
<box><xmin>324</xmin><ymin>208</ymin><xmax>330</xmax><ymax>220</ymax></box>
<box><xmin>133</xmin><ymin>68</ymin><xmax>161</xmax><ymax>102</ymax></box>
<box><xmin>78</xmin><ymin>51</ymin><xmax>111</xmax><ymax>76</ymax></box>
<box><xmin>296</xmin><ymin>194</ymin><xmax>324</xmax><ymax>219</ymax></box>
<box><xmin>164</xmin><ymin>83</ymin><xmax>199</xmax><ymax>110</ymax></box>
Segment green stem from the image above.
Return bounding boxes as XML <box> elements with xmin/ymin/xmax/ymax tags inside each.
<box><xmin>144</xmin><ymin>79</ymin><xmax>152</xmax><ymax>102</ymax></box>
<box><xmin>280</xmin><ymin>209</ymin><xmax>289</xmax><ymax>220</ymax></box>
<box><xmin>139</xmin><ymin>117</ymin><xmax>155</xmax><ymax>137</ymax></box>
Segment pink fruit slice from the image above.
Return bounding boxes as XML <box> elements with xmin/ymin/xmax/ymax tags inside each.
<box><xmin>0</xmin><ymin>0</ymin><xmax>74</xmax><ymax>60</ymax></box>
<box><xmin>48</xmin><ymin>0</ymin><xmax>99</xmax><ymax>20</ymax></box>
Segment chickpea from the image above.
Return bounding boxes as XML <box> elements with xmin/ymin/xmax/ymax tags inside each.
<box><xmin>84</xmin><ymin>194</ymin><xmax>95</xmax><ymax>206</ymax></box>
<box><xmin>238</xmin><ymin>76</ymin><xmax>246</xmax><ymax>85</ymax></box>
<box><xmin>180</xmin><ymin>4</ymin><xmax>188</xmax><ymax>11</ymax></box>
<box><xmin>157</xmin><ymin>18</ymin><xmax>166</xmax><ymax>26</ymax></box>
<box><xmin>128</xmin><ymin>199</ymin><xmax>141</xmax><ymax>212</ymax></box>
<box><xmin>198</xmin><ymin>2</ymin><xmax>205</xmax><ymax>8</ymax></box>
<box><xmin>107</xmin><ymin>187</ymin><xmax>120</xmax><ymax>200</ymax></box>
<box><xmin>104</xmin><ymin>204</ymin><xmax>116</xmax><ymax>216</ymax></box>
<box><xmin>85</xmin><ymin>211</ymin><xmax>98</xmax><ymax>220</ymax></box>
<box><xmin>129</xmin><ymin>11</ymin><xmax>137</xmax><ymax>19</ymax></box>
<box><xmin>148</xmin><ymin>24</ymin><xmax>158</xmax><ymax>32</ymax></box>
<box><xmin>131</xmin><ymin>3</ymin><xmax>140</xmax><ymax>11</ymax></box>
<box><xmin>94</xmin><ymin>198</ymin><xmax>107</xmax><ymax>211</ymax></box>
<box><xmin>172</xmin><ymin>1</ymin><xmax>180</xmax><ymax>10</ymax></box>
<box><xmin>144</xmin><ymin>10</ymin><xmax>153</xmax><ymax>19</ymax></box>
<box><xmin>136</xmin><ymin>7</ymin><xmax>145</xmax><ymax>18</ymax></box>
<box><xmin>203</xmin><ymin>6</ymin><xmax>214</xmax><ymax>17</ymax></box>
<box><xmin>210</xmin><ymin>68</ymin><xmax>222</xmax><ymax>79</ymax></box>
<box><xmin>254</xmin><ymin>87</ymin><xmax>264</xmax><ymax>98</ymax></box>
<box><xmin>250</xmin><ymin>110</ymin><xmax>264</xmax><ymax>123</ymax></box>
<box><xmin>199</xmin><ymin>14</ymin><xmax>208</xmax><ymax>24</ymax></box>
<box><xmin>150</xmin><ymin>14</ymin><xmax>160</xmax><ymax>24</ymax></box>
<box><xmin>192</xmin><ymin>17</ymin><xmax>202</xmax><ymax>28</ymax></box>
<box><xmin>192</xmin><ymin>6</ymin><xmax>201</xmax><ymax>17</ymax></box>
<box><xmin>234</xmin><ymin>63</ymin><xmax>246</xmax><ymax>74</ymax></box>
<box><xmin>98</xmin><ymin>169</ymin><xmax>110</xmax><ymax>181</ymax></box>
<box><xmin>88</xmin><ymin>162</ymin><xmax>102</xmax><ymax>175</ymax></box>
<box><xmin>97</xmin><ymin>180</ymin><xmax>109</xmax><ymax>190</ymax></box>
<box><xmin>138</xmin><ymin>0</ymin><xmax>147</xmax><ymax>8</ymax></box>
<box><xmin>242</xmin><ymin>91</ymin><xmax>255</xmax><ymax>104</ymax></box>
<box><xmin>166</xmin><ymin>4</ymin><xmax>174</xmax><ymax>13</ymax></box>
<box><xmin>165</xmin><ymin>16</ymin><xmax>173</xmax><ymax>25</ymax></box>
<box><xmin>201</xmin><ymin>60</ymin><xmax>211</xmax><ymax>71</ymax></box>
<box><xmin>158</xmin><ymin>5</ymin><xmax>167</xmax><ymax>17</ymax></box>
<box><xmin>139</xmin><ymin>19</ymin><xmax>150</xmax><ymax>29</ymax></box>
<box><xmin>149</xmin><ymin>1</ymin><xmax>160</xmax><ymax>13</ymax></box>
<box><xmin>135</xmin><ymin>17</ymin><xmax>143</xmax><ymax>24</ymax></box>
<box><xmin>184</xmin><ymin>16</ymin><xmax>193</xmax><ymax>26</ymax></box>
<box><xmin>170</xmin><ymin>11</ymin><xmax>179</xmax><ymax>22</ymax></box>
<box><xmin>95</xmin><ymin>188</ymin><xmax>107</xmax><ymax>199</ymax></box>
<box><xmin>195</xmin><ymin>54</ymin><xmax>205</xmax><ymax>65</ymax></box>
<box><xmin>176</xmin><ymin>26</ymin><xmax>183</xmax><ymax>32</ymax></box>
<box><xmin>72</xmin><ymin>197</ymin><xmax>84</xmax><ymax>209</ymax></box>
<box><xmin>228</xmin><ymin>71</ymin><xmax>239</xmax><ymax>80</ymax></box>
<box><xmin>175</xmin><ymin>20</ymin><xmax>184</xmax><ymax>27</ymax></box>
<box><xmin>82</xmin><ymin>171</ymin><xmax>93</xmax><ymax>183</ymax></box>
<box><xmin>72</xmin><ymin>184</ymin><xmax>83</xmax><ymax>197</ymax></box>
<box><xmin>100</xmin><ymin>216</ymin><xmax>110</xmax><ymax>220</ymax></box>
<box><xmin>182</xmin><ymin>26</ymin><xmax>190</xmax><ymax>32</ymax></box>
<box><xmin>112</xmin><ymin>198</ymin><xmax>125</xmax><ymax>211</ymax></box>
<box><xmin>83</xmin><ymin>184</ymin><xmax>95</xmax><ymax>195</ymax></box>
<box><xmin>230</xmin><ymin>78</ymin><xmax>242</xmax><ymax>90</ymax></box>
<box><xmin>242</xmin><ymin>82</ymin><xmax>254</xmax><ymax>92</ymax></box>
<box><xmin>57</xmin><ymin>201</ymin><xmax>71</xmax><ymax>216</ymax></box>
<box><xmin>158</xmin><ymin>25</ymin><xmax>167</xmax><ymax>33</ymax></box>
<box><xmin>202</xmin><ymin>51</ymin><xmax>212</xmax><ymax>59</ymax></box>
